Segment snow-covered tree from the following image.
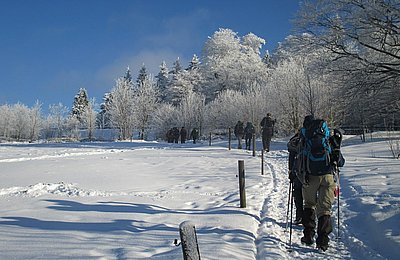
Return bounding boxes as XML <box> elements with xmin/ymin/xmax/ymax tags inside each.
<box><xmin>134</xmin><ymin>75</ymin><xmax>159</xmax><ymax>140</ymax></box>
<box><xmin>202</xmin><ymin>28</ymin><xmax>269</xmax><ymax>101</ymax></box>
<box><xmin>152</xmin><ymin>103</ymin><xmax>179</xmax><ymax>139</ymax></box>
<box><xmin>295</xmin><ymin>0</ymin><xmax>400</xmax><ymax>127</ymax></box>
<box><xmin>81</xmin><ymin>98</ymin><xmax>97</xmax><ymax>141</ymax></box>
<box><xmin>178</xmin><ymin>91</ymin><xmax>206</xmax><ymax>134</ymax></box>
<box><xmin>136</xmin><ymin>64</ymin><xmax>148</xmax><ymax>87</ymax></box>
<box><xmin>48</xmin><ymin>103</ymin><xmax>69</xmax><ymax>139</ymax></box>
<box><xmin>72</xmin><ymin>88</ymin><xmax>89</xmax><ymax>124</ymax></box>
<box><xmin>155</xmin><ymin>61</ymin><xmax>169</xmax><ymax>102</ymax></box>
<box><xmin>187</xmin><ymin>54</ymin><xmax>200</xmax><ymax>70</ymax></box>
<box><xmin>107</xmin><ymin>78</ymin><xmax>135</xmax><ymax>140</ymax></box>
<box><xmin>28</xmin><ymin>101</ymin><xmax>43</xmax><ymax>142</ymax></box>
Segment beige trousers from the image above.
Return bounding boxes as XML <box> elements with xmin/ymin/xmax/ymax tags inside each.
<box><xmin>302</xmin><ymin>174</ymin><xmax>336</xmax><ymax>218</ymax></box>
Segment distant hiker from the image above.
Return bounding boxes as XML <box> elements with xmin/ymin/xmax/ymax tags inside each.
<box><xmin>190</xmin><ymin>128</ymin><xmax>199</xmax><ymax>144</ymax></box>
<box><xmin>180</xmin><ymin>127</ymin><xmax>187</xmax><ymax>144</ymax></box>
<box><xmin>260</xmin><ymin>113</ymin><xmax>275</xmax><ymax>152</ymax></box>
<box><xmin>166</xmin><ymin>129</ymin><xmax>174</xmax><ymax>143</ymax></box>
<box><xmin>244</xmin><ymin>122</ymin><xmax>255</xmax><ymax>150</ymax></box>
<box><xmin>297</xmin><ymin>115</ymin><xmax>345</xmax><ymax>251</ymax></box>
<box><xmin>234</xmin><ymin>120</ymin><xmax>245</xmax><ymax>149</ymax></box>
<box><xmin>172</xmin><ymin>127</ymin><xmax>180</xmax><ymax>143</ymax></box>
<box><xmin>287</xmin><ymin>131</ymin><xmax>303</xmax><ymax>225</ymax></box>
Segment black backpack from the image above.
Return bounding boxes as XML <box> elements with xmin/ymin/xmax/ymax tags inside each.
<box><xmin>299</xmin><ymin>119</ymin><xmax>332</xmax><ymax>175</ymax></box>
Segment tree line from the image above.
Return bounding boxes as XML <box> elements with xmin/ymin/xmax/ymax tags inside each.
<box><xmin>1</xmin><ymin>0</ymin><xmax>398</xmax><ymax>142</ymax></box>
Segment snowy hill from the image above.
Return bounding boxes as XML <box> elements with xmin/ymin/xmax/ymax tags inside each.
<box><xmin>0</xmin><ymin>135</ymin><xmax>398</xmax><ymax>259</ymax></box>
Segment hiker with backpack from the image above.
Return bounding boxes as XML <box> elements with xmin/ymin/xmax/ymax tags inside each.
<box><xmin>234</xmin><ymin>120</ymin><xmax>245</xmax><ymax>149</ymax></box>
<box><xmin>260</xmin><ymin>113</ymin><xmax>276</xmax><ymax>152</ymax></box>
<box><xmin>244</xmin><ymin>122</ymin><xmax>255</xmax><ymax>150</ymax></box>
<box><xmin>296</xmin><ymin>115</ymin><xmax>345</xmax><ymax>251</ymax></box>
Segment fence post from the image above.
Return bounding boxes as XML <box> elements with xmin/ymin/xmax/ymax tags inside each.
<box><xmin>238</xmin><ymin>160</ymin><xmax>246</xmax><ymax>208</ymax></box>
<box><xmin>261</xmin><ymin>148</ymin><xmax>264</xmax><ymax>175</ymax></box>
<box><xmin>228</xmin><ymin>127</ymin><xmax>231</xmax><ymax>150</ymax></box>
<box><xmin>209</xmin><ymin>132</ymin><xmax>212</xmax><ymax>146</ymax></box>
<box><xmin>252</xmin><ymin>133</ymin><xmax>256</xmax><ymax>157</ymax></box>
<box><xmin>179</xmin><ymin>221</ymin><xmax>201</xmax><ymax>260</ymax></box>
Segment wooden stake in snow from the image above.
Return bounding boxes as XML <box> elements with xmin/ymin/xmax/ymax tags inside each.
<box><xmin>238</xmin><ymin>160</ymin><xmax>246</xmax><ymax>208</ymax></box>
<box><xmin>179</xmin><ymin>221</ymin><xmax>201</xmax><ymax>260</ymax></box>
<box><xmin>261</xmin><ymin>148</ymin><xmax>264</xmax><ymax>175</ymax></box>
<box><xmin>228</xmin><ymin>127</ymin><xmax>231</xmax><ymax>150</ymax></box>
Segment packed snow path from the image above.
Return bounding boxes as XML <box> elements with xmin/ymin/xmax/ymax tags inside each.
<box><xmin>0</xmin><ymin>139</ymin><xmax>398</xmax><ymax>259</ymax></box>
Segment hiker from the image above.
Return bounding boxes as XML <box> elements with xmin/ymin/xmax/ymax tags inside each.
<box><xmin>180</xmin><ymin>127</ymin><xmax>187</xmax><ymax>144</ymax></box>
<box><xmin>260</xmin><ymin>113</ymin><xmax>275</xmax><ymax>152</ymax></box>
<box><xmin>190</xmin><ymin>128</ymin><xmax>199</xmax><ymax>144</ymax></box>
<box><xmin>287</xmin><ymin>131</ymin><xmax>303</xmax><ymax>225</ymax></box>
<box><xmin>298</xmin><ymin>115</ymin><xmax>345</xmax><ymax>251</ymax></box>
<box><xmin>244</xmin><ymin>122</ymin><xmax>255</xmax><ymax>150</ymax></box>
<box><xmin>172</xmin><ymin>127</ymin><xmax>180</xmax><ymax>143</ymax></box>
<box><xmin>234</xmin><ymin>120</ymin><xmax>244</xmax><ymax>149</ymax></box>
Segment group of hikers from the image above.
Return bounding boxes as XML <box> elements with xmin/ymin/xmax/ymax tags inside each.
<box><xmin>234</xmin><ymin>112</ymin><xmax>346</xmax><ymax>251</ymax></box>
<box><xmin>166</xmin><ymin>127</ymin><xmax>199</xmax><ymax>144</ymax></box>
<box><xmin>234</xmin><ymin>113</ymin><xmax>276</xmax><ymax>151</ymax></box>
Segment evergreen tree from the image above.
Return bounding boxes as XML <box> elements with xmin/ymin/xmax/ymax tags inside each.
<box><xmin>124</xmin><ymin>66</ymin><xmax>133</xmax><ymax>83</ymax></box>
<box><xmin>155</xmin><ymin>61</ymin><xmax>169</xmax><ymax>102</ymax></box>
<box><xmin>187</xmin><ymin>54</ymin><xmax>200</xmax><ymax>71</ymax></box>
<box><xmin>72</xmin><ymin>88</ymin><xmax>89</xmax><ymax>124</ymax></box>
<box><xmin>137</xmin><ymin>64</ymin><xmax>148</xmax><ymax>87</ymax></box>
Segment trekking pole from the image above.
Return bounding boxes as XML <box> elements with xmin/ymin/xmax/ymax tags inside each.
<box><xmin>288</xmin><ymin>184</ymin><xmax>294</xmax><ymax>251</ymax></box>
<box><xmin>285</xmin><ymin>181</ymin><xmax>292</xmax><ymax>231</ymax></box>
<box><xmin>337</xmin><ymin>165</ymin><xmax>340</xmax><ymax>239</ymax></box>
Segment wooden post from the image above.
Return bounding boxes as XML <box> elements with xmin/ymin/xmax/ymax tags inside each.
<box><xmin>179</xmin><ymin>221</ymin><xmax>201</xmax><ymax>260</ymax></box>
<box><xmin>252</xmin><ymin>133</ymin><xmax>256</xmax><ymax>157</ymax></box>
<box><xmin>228</xmin><ymin>127</ymin><xmax>231</xmax><ymax>150</ymax></box>
<box><xmin>261</xmin><ymin>148</ymin><xmax>264</xmax><ymax>175</ymax></box>
<box><xmin>209</xmin><ymin>132</ymin><xmax>212</xmax><ymax>146</ymax></box>
<box><xmin>238</xmin><ymin>160</ymin><xmax>246</xmax><ymax>208</ymax></box>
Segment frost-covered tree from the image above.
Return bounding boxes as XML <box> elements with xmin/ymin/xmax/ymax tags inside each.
<box><xmin>155</xmin><ymin>61</ymin><xmax>169</xmax><ymax>102</ymax></box>
<box><xmin>107</xmin><ymin>78</ymin><xmax>135</xmax><ymax>140</ymax></box>
<box><xmin>72</xmin><ymin>88</ymin><xmax>89</xmax><ymax>124</ymax></box>
<box><xmin>187</xmin><ymin>54</ymin><xmax>200</xmax><ymax>70</ymax></box>
<box><xmin>134</xmin><ymin>75</ymin><xmax>159</xmax><ymax>140</ymax></box>
<box><xmin>0</xmin><ymin>104</ymin><xmax>13</xmax><ymax>140</ymax></box>
<box><xmin>28</xmin><ymin>101</ymin><xmax>43</xmax><ymax>142</ymax></box>
<box><xmin>48</xmin><ymin>103</ymin><xmax>69</xmax><ymax>139</ymax></box>
<box><xmin>152</xmin><ymin>103</ymin><xmax>179</xmax><ymax>139</ymax></box>
<box><xmin>167</xmin><ymin>70</ymin><xmax>193</xmax><ymax>106</ymax></box>
<box><xmin>205</xmin><ymin>90</ymin><xmax>248</xmax><ymax>130</ymax></box>
<box><xmin>136</xmin><ymin>64</ymin><xmax>148</xmax><ymax>87</ymax></box>
<box><xmin>178</xmin><ymin>91</ymin><xmax>206</xmax><ymax>134</ymax></box>
<box><xmin>98</xmin><ymin>92</ymin><xmax>112</xmax><ymax>129</ymax></box>
<box><xmin>202</xmin><ymin>28</ymin><xmax>269</xmax><ymax>101</ymax></box>
<box><xmin>295</xmin><ymin>0</ymin><xmax>400</xmax><ymax>127</ymax></box>
<box><xmin>81</xmin><ymin>98</ymin><xmax>97</xmax><ymax>141</ymax></box>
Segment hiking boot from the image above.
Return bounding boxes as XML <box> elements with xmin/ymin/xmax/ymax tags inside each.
<box><xmin>316</xmin><ymin>215</ymin><xmax>332</xmax><ymax>252</ymax></box>
<box><xmin>316</xmin><ymin>243</ymin><xmax>328</xmax><ymax>251</ymax></box>
<box><xmin>301</xmin><ymin>208</ymin><xmax>316</xmax><ymax>245</ymax></box>
<box><xmin>301</xmin><ymin>235</ymin><xmax>314</xmax><ymax>246</ymax></box>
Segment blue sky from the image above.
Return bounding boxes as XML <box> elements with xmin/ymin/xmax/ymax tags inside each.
<box><xmin>0</xmin><ymin>0</ymin><xmax>301</xmax><ymax>111</ymax></box>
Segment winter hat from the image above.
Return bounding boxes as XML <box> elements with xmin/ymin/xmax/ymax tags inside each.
<box><xmin>303</xmin><ymin>115</ymin><xmax>314</xmax><ymax>128</ymax></box>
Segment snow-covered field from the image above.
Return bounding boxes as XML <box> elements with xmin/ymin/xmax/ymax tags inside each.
<box><xmin>0</xmin><ymin>134</ymin><xmax>399</xmax><ymax>259</ymax></box>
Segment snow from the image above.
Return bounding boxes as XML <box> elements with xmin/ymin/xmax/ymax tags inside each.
<box><xmin>0</xmin><ymin>134</ymin><xmax>399</xmax><ymax>259</ymax></box>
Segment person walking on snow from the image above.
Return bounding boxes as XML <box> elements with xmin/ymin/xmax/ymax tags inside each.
<box><xmin>234</xmin><ymin>120</ymin><xmax>245</xmax><ymax>149</ymax></box>
<box><xmin>260</xmin><ymin>113</ymin><xmax>275</xmax><ymax>152</ymax></box>
<box><xmin>244</xmin><ymin>122</ymin><xmax>255</xmax><ymax>150</ymax></box>
<box><xmin>298</xmin><ymin>115</ymin><xmax>345</xmax><ymax>251</ymax></box>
